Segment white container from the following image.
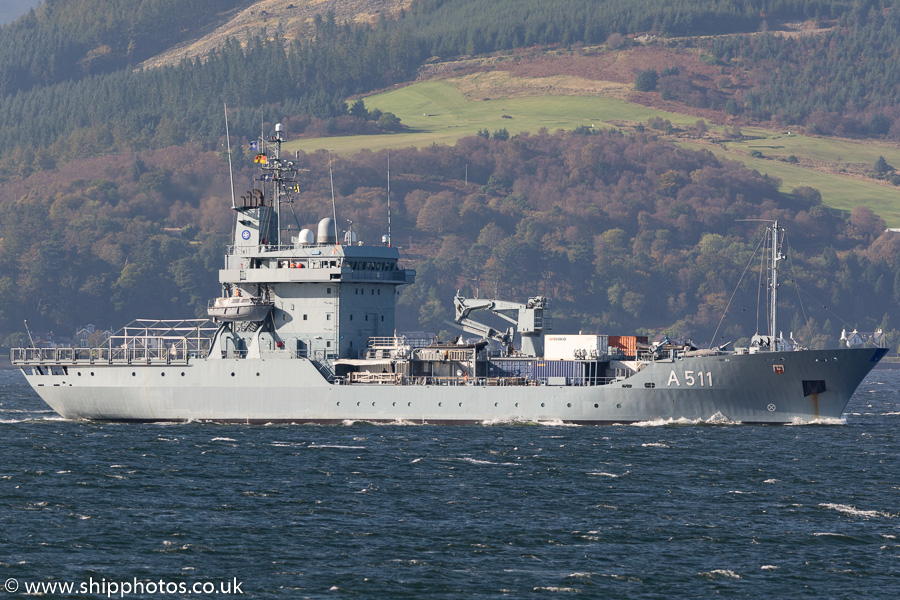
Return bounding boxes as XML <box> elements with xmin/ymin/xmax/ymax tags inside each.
<box><xmin>543</xmin><ymin>334</ymin><xmax>608</xmax><ymax>360</ymax></box>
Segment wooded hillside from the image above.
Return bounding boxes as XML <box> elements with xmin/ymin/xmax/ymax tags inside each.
<box><xmin>0</xmin><ymin>0</ymin><xmax>898</xmax><ymax>351</ymax></box>
<box><xmin>1</xmin><ymin>130</ymin><xmax>896</xmax><ymax>350</ymax></box>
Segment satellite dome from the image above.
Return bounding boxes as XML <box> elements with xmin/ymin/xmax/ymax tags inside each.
<box><xmin>317</xmin><ymin>218</ymin><xmax>337</xmax><ymax>244</ymax></box>
<box><xmin>297</xmin><ymin>229</ymin><xmax>315</xmax><ymax>245</ymax></box>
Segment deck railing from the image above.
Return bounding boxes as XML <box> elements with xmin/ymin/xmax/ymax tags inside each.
<box><xmin>11</xmin><ymin>319</ymin><xmax>216</xmax><ymax>366</ymax></box>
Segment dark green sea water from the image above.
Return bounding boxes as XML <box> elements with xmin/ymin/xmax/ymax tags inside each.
<box><xmin>1</xmin><ymin>369</ymin><xmax>899</xmax><ymax>599</ymax></box>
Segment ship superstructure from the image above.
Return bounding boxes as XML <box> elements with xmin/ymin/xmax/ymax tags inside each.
<box><xmin>11</xmin><ymin>124</ymin><xmax>887</xmax><ymax>424</ymax></box>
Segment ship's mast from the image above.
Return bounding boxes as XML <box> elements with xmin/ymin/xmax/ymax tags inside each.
<box><xmin>273</xmin><ymin>123</ymin><xmax>283</xmax><ymax>247</ymax></box>
<box><xmin>255</xmin><ymin>123</ymin><xmax>297</xmax><ymax>247</ymax></box>
<box><xmin>768</xmin><ymin>220</ymin><xmax>783</xmax><ymax>342</ymax></box>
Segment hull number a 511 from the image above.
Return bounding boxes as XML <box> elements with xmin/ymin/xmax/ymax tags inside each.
<box><xmin>667</xmin><ymin>370</ymin><xmax>713</xmax><ymax>387</ymax></box>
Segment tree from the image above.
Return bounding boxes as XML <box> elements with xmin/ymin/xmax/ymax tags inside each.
<box><xmin>634</xmin><ymin>68</ymin><xmax>658</xmax><ymax>92</ymax></box>
<box><xmin>349</xmin><ymin>98</ymin><xmax>369</xmax><ymax>119</ymax></box>
<box><xmin>376</xmin><ymin>112</ymin><xmax>401</xmax><ymax>130</ymax></box>
<box><xmin>873</xmin><ymin>155</ymin><xmax>894</xmax><ymax>178</ymax></box>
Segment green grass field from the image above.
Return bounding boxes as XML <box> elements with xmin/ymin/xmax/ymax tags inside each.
<box><xmin>285</xmin><ymin>80</ymin><xmax>696</xmax><ymax>153</ymax></box>
<box><xmin>679</xmin><ymin>142</ymin><xmax>900</xmax><ymax>226</ymax></box>
<box><xmin>285</xmin><ymin>80</ymin><xmax>900</xmax><ymax>227</ymax></box>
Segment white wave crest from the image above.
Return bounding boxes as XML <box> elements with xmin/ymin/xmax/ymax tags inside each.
<box><xmin>309</xmin><ymin>444</ymin><xmax>366</xmax><ymax>450</ymax></box>
<box><xmin>760</xmin><ymin>565</ymin><xmax>779</xmax><ymax>571</ymax></box>
<box><xmin>629</xmin><ymin>413</ymin><xmax>740</xmax><ymax>426</ymax></box>
<box><xmin>699</xmin><ymin>569</ymin><xmax>741</xmax><ymax>580</ymax></box>
<box><xmin>210</xmin><ymin>437</ymin><xmax>236</xmax><ymax>442</ymax></box>
<box><xmin>587</xmin><ymin>470</ymin><xmax>630</xmax><ymax>478</ymax></box>
<box><xmin>458</xmin><ymin>457</ymin><xmax>519</xmax><ymax>466</ymax></box>
<box><xmin>787</xmin><ymin>416</ymin><xmax>846</xmax><ymax>426</ymax></box>
<box><xmin>641</xmin><ymin>442</ymin><xmax>670</xmax><ymax>448</ymax></box>
<box><xmin>819</xmin><ymin>503</ymin><xmax>893</xmax><ymax>518</ymax></box>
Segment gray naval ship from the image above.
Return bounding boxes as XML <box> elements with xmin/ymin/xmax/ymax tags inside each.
<box><xmin>12</xmin><ymin>124</ymin><xmax>887</xmax><ymax>424</ymax></box>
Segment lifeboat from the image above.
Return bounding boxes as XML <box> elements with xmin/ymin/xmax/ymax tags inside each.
<box><xmin>207</xmin><ymin>295</ymin><xmax>273</xmax><ymax>322</ymax></box>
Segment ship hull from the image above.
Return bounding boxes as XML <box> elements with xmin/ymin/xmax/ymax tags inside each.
<box><xmin>21</xmin><ymin>347</ymin><xmax>886</xmax><ymax>424</ymax></box>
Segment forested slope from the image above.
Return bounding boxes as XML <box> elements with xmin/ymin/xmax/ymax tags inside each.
<box><xmin>0</xmin><ymin>0</ymin><xmax>871</xmax><ymax>177</ymax></box>
<box><xmin>0</xmin><ymin>0</ymin><xmax>899</xmax><ymax>351</ymax></box>
<box><xmin>1</xmin><ymin>130</ymin><xmax>895</xmax><ymax>350</ymax></box>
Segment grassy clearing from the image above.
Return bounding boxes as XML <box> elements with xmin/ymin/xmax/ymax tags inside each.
<box><xmin>285</xmin><ymin>80</ymin><xmax>693</xmax><ymax>154</ymax></box>
<box><xmin>681</xmin><ymin>141</ymin><xmax>900</xmax><ymax>225</ymax></box>
<box><xmin>285</xmin><ymin>79</ymin><xmax>900</xmax><ymax>227</ymax></box>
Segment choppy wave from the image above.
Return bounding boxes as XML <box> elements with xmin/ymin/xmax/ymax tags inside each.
<box><xmin>628</xmin><ymin>413</ymin><xmax>741</xmax><ymax>427</ymax></box>
<box><xmin>587</xmin><ymin>471</ymin><xmax>630</xmax><ymax>478</ymax></box>
<box><xmin>787</xmin><ymin>416</ymin><xmax>846</xmax><ymax>426</ymax></box>
<box><xmin>2</xmin><ymin>369</ymin><xmax>899</xmax><ymax>599</ymax></box>
<box><xmin>699</xmin><ymin>569</ymin><xmax>741</xmax><ymax>580</ymax></box>
<box><xmin>819</xmin><ymin>503</ymin><xmax>894</xmax><ymax>518</ymax></box>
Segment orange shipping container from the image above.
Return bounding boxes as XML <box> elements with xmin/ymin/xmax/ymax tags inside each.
<box><xmin>608</xmin><ymin>335</ymin><xmax>648</xmax><ymax>357</ymax></box>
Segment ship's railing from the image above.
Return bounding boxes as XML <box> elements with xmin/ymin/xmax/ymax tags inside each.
<box><xmin>345</xmin><ymin>374</ymin><xmax>621</xmax><ymax>386</ymax></box>
<box><xmin>227</xmin><ymin>243</ymin><xmax>332</xmax><ymax>255</ymax></box>
<box><xmin>347</xmin><ymin>270</ymin><xmax>410</xmax><ymax>282</ymax></box>
<box><xmin>11</xmin><ymin>319</ymin><xmax>217</xmax><ymax>366</ymax></box>
<box><xmin>11</xmin><ymin>346</ymin><xmax>200</xmax><ymax>365</ymax></box>
<box><xmin>367</xmin><ymin>335</ymin><xmax>434</xmax><ymax>349</ymax></box>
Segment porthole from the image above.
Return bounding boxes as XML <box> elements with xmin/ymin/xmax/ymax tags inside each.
<box><xmin>77</xmin><ymin>372</ymin><xmax>81</xmax><ymax>376</ymax></box>
<box><xmin>407</xmin><ymin>402</ymin><xmax>412</xmax><ymax>407</ymax></box>
<box><xmin>256</xmin><ymin>372</ymin><xmax>260</xmax><ymax>376</ymax></box>
<box><xmin>392</xmin><ymin>402</ymin><xmax>396</xmax><ymax>407</ymax></box>
<box><xmin>616</xmin><ymin>403</ymin><xmax>622</xmax><ymax>408</ymax></box>
<box><xmin>645</xmin><ymin>382</ymin><xmax>655</xmax><ymax>389</ymax></box>
<box><xmin>161</xmin><ymin>372</ymin><xmax>165</xmax><ymax>377</ymax></box>
<box><xmin>494</xmin><ymin>402</ymin><xmax>498</xmax><ymax>407</ymax></box>
<box><xmin>438</xmin><ymin>402</ymin><xmax>442</xmax><ymax>407</ymax></box>
<box><xmin>541</xmin><ymin>403</ymin><xmax>545</xmax><ymax>407</ymax></box>
<box><xmin>567</xmin><ymin>403</ymin><xmax>571</xmax><ymax>408</ymax></box>
<box><xmin>131</xmin><ymin>372</ymin><xmax>135</xmax><ymax>377</ymax></box>
<box><xmin>372</xmin><ymin>402</ymin><xmax>376</xmax><ymax>407</ymax></box>
<box><xmin>515</xmin><ymin>402</ymin><xmax>519</xmax><ymax>407</ymax></box>
<box><xmin>594</xmin><ymin>403</ymin><xmax>599</xmax><ymax>408</ymax></box>
<box><xmin>181</xmin><ymin>372</ymin><xmax>185</xmax><ymax>376</ymax></box>
<box><xmin>90</xmin><ymin>372</ymin><xmax>94</xmax><ymax>376</ymax></box>
<box><xmin>337</xmin><ymin>402</ymin><xmax>341</xmax><ymax>406</ymax></box>
<box><xmin>459</xmin><ymin>402</ymin><xmax>463</xmax><ymax>407</ymax></box>
<box><xmin>357</xmin><ymin>402</ymin><xmax>361</xmax><ymax>406</ymax></box>
<box><xmin>231</xmin><ymin>372</ymin><xmax>235</xmax><ymax>377</ymax></box>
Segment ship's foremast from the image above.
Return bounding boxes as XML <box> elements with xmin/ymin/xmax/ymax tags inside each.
<box><xmin>251</xmin><ymin>123</ymin><xmax>299</xmax><ymax>247</ymax></box>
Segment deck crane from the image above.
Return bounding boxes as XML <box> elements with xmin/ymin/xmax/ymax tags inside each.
<box><xmin>453</xmin><ymin>294</ymin><xmax>548</xmax><ymax>357</ymax></box>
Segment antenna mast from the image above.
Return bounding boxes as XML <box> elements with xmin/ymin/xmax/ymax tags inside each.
<box><xmin>769</xmin><ymin>220</ymin><xmax>783</xmax><ymax>342</ymax></box>
<box><xmin>273</xmin><ymin>123</ymin><xmax>284</xmax><ymax>246</ymax></box>
<box><xmin>24</xmin><ymin>320</ymin><xmax>36</xmax><ymax>348</ymax></box>
<box><xmin>387</xmin><ymin>152</ymin><xmax>392</xmax><ymax>247</ymax></box>
<box><xmin>329</xmin><ymin>158</ymin><xmax>338</xmax><ymax>245</ymax></box>
<box><xmin>224</xmin><ymin>103</ymin><xmax>236</xmax><ymax>209</ymax></box>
